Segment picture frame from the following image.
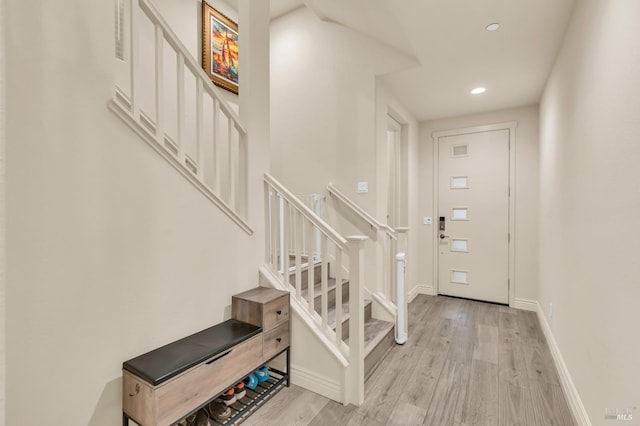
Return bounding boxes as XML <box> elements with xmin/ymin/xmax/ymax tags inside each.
<box><xmin>202</xmin><ymin>2</ymin><xmax>239</xmax><ymax>94</ymax></box>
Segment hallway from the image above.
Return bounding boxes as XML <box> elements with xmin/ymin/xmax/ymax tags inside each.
<box><xmin>242</xmin><ymin>295</ymin><xmax>575</xmax><ymax>425</ymax></box>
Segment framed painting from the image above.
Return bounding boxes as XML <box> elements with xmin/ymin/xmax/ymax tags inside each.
<box><xmin>202</xmin><ymin>2</ymin><xmax>239</xmax><ymax>94</ymax></box>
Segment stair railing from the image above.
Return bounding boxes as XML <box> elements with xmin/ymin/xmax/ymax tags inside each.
<box><xmin>109</xmin><ymin>0</ymin><xmax>250</xmax><ymax>233</ymax></box>
<box><xmin>264</xmin><ymin>174</ymin><xmax>366</xmax><ymax>404</ymax></box>
<box><xmin>278</xmin><ymin>193</ymin><xmax>324</xmax><ymax>271</ymax></box>
<box><xmin>327</xmin><ymin>183</ymin><xmax>409</xmax><ymax>340</ymax></box>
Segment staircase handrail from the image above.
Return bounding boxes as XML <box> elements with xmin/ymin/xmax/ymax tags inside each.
<box><xmin>327</xmin><ymin>183</ymin><xmax>397</xmax><ymax>240</ymax></box>
<box><xmin>266</xmin><ymin>174</ymin><xmax>348</xmax><ymax>249</ymax></box>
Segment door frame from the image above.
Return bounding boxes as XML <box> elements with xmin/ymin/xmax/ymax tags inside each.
<box><xmin>432</xmin><ymin>121</ymin><xmax>517</xmax><ymax>307</ymax></box>
<box><xmin>387</xmin><ymin>117</ymin><xmax>402</xmax><ymax>228</ymax></box>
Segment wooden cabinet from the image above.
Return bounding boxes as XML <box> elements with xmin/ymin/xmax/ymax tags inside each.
<box><xmin>232</xmin><ymin>287</ymin><xmax>291</xmax><ymax>362</ymax></box>
<box><xmin>122</xmin><ymin>287</ymin><xmax>290</xmax><ymax>426</ymax></box>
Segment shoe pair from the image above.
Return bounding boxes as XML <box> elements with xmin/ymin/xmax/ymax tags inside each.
<box><xmin>177</xmin><ymin>408</ymin><xmax>210</xmax><ymax>426</ymax></box>
<box><xmin>255</xmin><ymin>365</ymin><xmax>270</xmax><ymax>382</ymax></box>
<box><xmin>218</xmin><ymin>382</ymin><xmax>247</xmax><ymax>406</ymax></box>
<box><xmin>207</xmin><ymin>401</ymin><xmax>232</xmax><ymax>421</ymax></box>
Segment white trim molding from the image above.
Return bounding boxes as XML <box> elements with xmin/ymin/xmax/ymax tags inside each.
<box><xmin>290</xmin><ymin>364</ymin><xmax>342</xmax><ymax>403</ymax></box>
<box><xmin>535</xmin><ymin>302</ymin><xmax>592</xmax><ymax>426</ymax></box>
<box><xmin>408</xmin><ymin>284</ymin><xmax>436</xmax><ymax>302</ymax></box>
<box><xmin>512</xmin><ymin>298</ymin><xmax>537</xmax><ymax>312</ymax></box>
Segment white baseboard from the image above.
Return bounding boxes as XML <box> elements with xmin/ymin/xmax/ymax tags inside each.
<box><xmin>512</xmin><ymin>298</ymin><xmax>537</xmax><ymax>311</ymax></box>
<box><xmin>290</xmin><ymin>364</ymin><xmax>342</xmax><ymax>403</ymax></box>
<box><xmin>408</xmin><ymin>284</ymin><xmax>436</xmax><ymax>302</ymax></box>
<box><xmin>535</xmin><ymin>302</ymin><xmax>591</xmax><ymax>426</ymax></box>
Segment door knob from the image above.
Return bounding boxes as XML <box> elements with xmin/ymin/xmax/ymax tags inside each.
<box><xmin>440</xmin><ymin>233</ymin><xmax>449</xmax><ymax>239</ymax></box>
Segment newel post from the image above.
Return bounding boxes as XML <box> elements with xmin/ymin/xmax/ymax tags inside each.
<box><xmin>346</xmin><ymin>235</ymin><xmax>367</xmax><ymax>406</ymax></box>
<box><xmin>395</xmin><ymin>227</ymin><xmax>409</xmax><ymax>343</ymax></box>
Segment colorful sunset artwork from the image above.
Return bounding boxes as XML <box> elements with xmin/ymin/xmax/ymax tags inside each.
<box><xmin>202</xmin><ymin>3</ymin><xmax>238</xmax><ymax>94</ymax></box>
<box><xmin>210</xmin><ymin>17</ymin><xmax>239</xmax><ymax>85</ymax></box>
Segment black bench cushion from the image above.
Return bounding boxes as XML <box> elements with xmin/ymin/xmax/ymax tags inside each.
<box><xmin>123</xmin><ymin>319</ymin><xmax>262</xmax><ymax>386</ymax></box>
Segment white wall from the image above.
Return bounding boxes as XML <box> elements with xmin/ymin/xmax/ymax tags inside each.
<box><xmin>270</xmin><ymin>7</ymin><xmax>416</xmax><ymax>206</ymax></box>
<box><xmin>539</xmin><ymin>0</ymin><xmax>640</xmax><ymax>423</ymax></box>
<box><xmin>270</xmin><ymin>7</ymin><xmax>420</xmax><ymax>298</ymax></box>
<box><xmin>5</xmin><ymin>0</ymin><xmax>268</xmax><ymax>425</ymax></box>
<box><xmin>417</xmin><ymin>105</ymin><xmax>540</xmax><ymax>303</ymax></box>
<box><xmin>0</xmin><ymin>0</ymin><xmax>6</xmax><ymax>423</ymax></box>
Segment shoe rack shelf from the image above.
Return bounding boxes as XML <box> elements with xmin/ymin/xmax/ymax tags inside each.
<box><xmin>212</xmin><ymin>367</ymin><xmax>287</xmax><ymax>425</ymax></box>
<box><xmin>122</xmin><ymin>287</ymin><xmax>290</xmax><ymax>426</ymax></box>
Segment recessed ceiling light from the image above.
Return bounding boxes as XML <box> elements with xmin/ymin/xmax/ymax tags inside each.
<box><xmin>471</xmin><ymin>87</ymin><xmax>486</xmax><ymax>95</ymax></box>
<box><xmin>486</xmin><ymin>23</ymin><xmax>500</xmax><ymax>31</ymax></box>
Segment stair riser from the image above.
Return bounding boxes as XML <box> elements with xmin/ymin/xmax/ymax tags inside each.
<box><xmin>288</xmin><ymin>263</ymin><xmax>325</xmax><ymax>288</ymax></box>
<box><xmin>364</xmin><ymin>326</ymin><xmax>395</xmax><ymax>380</ymax></box>
<box><xmin>311</xmin><ymin>281</ymin><xmax>349</xmax><ymax>312</ymax></box>
<box><xmin>336</xmin><ymin>302</ymin><xmax>372</xmax><ymax>341</ymax></box>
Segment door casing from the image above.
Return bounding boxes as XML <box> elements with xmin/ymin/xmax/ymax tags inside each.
<box><xmin>432</xmin><ymin>122</ymin><xmax>517</xmax><ymax>307</ymax></box>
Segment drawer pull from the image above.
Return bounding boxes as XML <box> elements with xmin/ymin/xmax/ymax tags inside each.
<box><xmin>276</xmin><ymin>337</ymin><xmax>282</xmax><ymax>343</ymax></box>
<box><xmin>128</xmin><ymin>383</ymin><xmax>140</xmax><ymax>397</ymax></box>
<box><xmin>205</xmin><ymin>350</ymin><xmax>232</xmax><ymax>365</ymax></box>
<box><xmin>276</xmin><ymin>310</ymin><xmax>282</xmax><ymax>315</ymax></box>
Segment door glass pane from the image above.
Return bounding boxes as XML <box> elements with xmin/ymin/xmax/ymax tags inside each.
<box><xmin>451</xmin><ymin>270</ymin><xmax>468</xmax><ymax>284</ymax></box>
<box><xmin>452</xmin><ymin>145</ymin><xmax>468</xmax><ymax>157</ymax></box>
<box><xmin>451</xmin><ymin>176</ymin><xmax>468</xmax><ymax>189</ymax></box>
<box><xmin>452</xmin><ymin>208</ymin><xmax>468</xmax><ymax>220</ymax></box>
<box><xmin>451</xmin><ymin>239</ymin><xmax>468</xmax><ymax>252</ymax></box>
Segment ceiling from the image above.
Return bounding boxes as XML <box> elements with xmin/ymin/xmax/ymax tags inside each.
<box><xmin>257</xmin><ymin>0</ymin><xmax>576</xmax><ymax>121</ymax></box>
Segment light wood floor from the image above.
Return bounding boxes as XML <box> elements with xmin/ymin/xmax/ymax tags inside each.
<box><xmin>243</xmin><ymin>295</ymin><xmax>575</xmax><ymax>426</ymax></box>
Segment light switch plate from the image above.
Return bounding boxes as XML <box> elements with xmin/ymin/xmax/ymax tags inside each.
<box><xmin>357</xmin><ymin>182</ymin><xmax>369</xmax><ymax>193</ymax></box>
<box><xmin>423</xmin><ymin>217</ymin><xmax>432</xmax><ymax>225</ymax></box>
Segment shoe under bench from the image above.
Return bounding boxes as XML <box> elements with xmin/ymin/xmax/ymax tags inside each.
<box><xmin>122</xmin><ymin>287</ymin><xmax>290</xmax><ymax>426</ymax></box>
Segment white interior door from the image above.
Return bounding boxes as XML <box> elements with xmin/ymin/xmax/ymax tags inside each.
<box><xmin>437</xmin><ymin>129</ymin><xmax>509</xmax><ymax>304</ymax></box>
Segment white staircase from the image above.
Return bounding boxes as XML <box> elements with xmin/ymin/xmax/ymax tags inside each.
<box><xmin>109</xmin><ymin>0</ymin><xmax>251</xmax><ymax>234</ymax></box>
<box><xmin>262</xmin><ymin>174</ymin><xmax>397</xmax><ymax>406</ymax></box>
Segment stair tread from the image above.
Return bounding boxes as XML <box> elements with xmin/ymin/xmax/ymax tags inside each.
<box><xmin>344</xmin><ymin>318</ymin><xmax>394</xmax><ymax>356</ymax></box>
<box><xmin>363</xmin><ymin>319</ymin><xmax>395</xmax><ymax>355</ymax></box>
<box><xmin>299</xmin><ymin>277</ymin><xmax>348</xmax><ymax>300</ymax></box>
<box><xmin>326</xmin><ymin>299</ymin><xmax>372</xmax><ymax>329</ymax></box>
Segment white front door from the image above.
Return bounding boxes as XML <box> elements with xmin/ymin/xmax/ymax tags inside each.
<box><xmin>437</xmin><ymin>129</ymin><xmax>510</xmax><ymax>304</ymax></box>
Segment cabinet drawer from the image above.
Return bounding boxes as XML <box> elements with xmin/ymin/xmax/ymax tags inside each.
<box><xmin>263</xmin><ymin>322</ymin><xmax>289</xmax><ymax>361</ymax></box>
<box><xmin>232</xmin><ymin>288</ymin><xmax>290</xmax><ymax>331</ymax></box>
<box><xmin>124</xmin><ymin>334</ymin><xmax>262</xmax><ymax>426</ymax></box>
<box><xmin>263</xmin><ymin>295</ymin><xmax>289</xmax><ymax>330</ymax></box>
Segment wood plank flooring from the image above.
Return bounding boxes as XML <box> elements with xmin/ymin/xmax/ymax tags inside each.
<box><xmin>248</xmin><ymin>295</ymin><xmax>576</xmax><ymax>426</ymax></box>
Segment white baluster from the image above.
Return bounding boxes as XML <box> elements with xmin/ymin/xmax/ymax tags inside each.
<box><xmin>334</xmin><ymin>248</ymin><xmax>343</xmax><ymax>346</ymax></box>
<box><xmin>264</xmin><ymin>182</ymin><xmax>271</xmax><ymax>265</ymax></box>
<box><xmin>228</xmin><ymin>116</ymin><xmax>236</xmax><ymax>209</ymax></box>
<box><xmin>196</xmin><ymin>77</ymin><xmax>204</xmax><ymax>180</ymax></box>
<box><xmin>294</xmin><ymin>211</ymin><xmax>302</xmax><ymax>300</ymax></box>
<box><xmin>282</xmin><ymin>200</ymin><xmax>291</xmax><ymax>285</ymax></box>
<box><xmin>129</xmin><ymin>0</ymin><xmax>139</xmax><ymax>117</ymax></box>
<box><xmin>306</xmin><ymin>218</ymin><xmax>315</xmax><ymax>313</ymax></box>
<box><xmin>236</xmin><ymin>128</ymin><xmax>248</xmax><ymax>218</ymax></box>
<box><xmin>154</xmin><ymin>23</ymin><xmax>164</xmax><ymax>142</ymax></box>
<box><xmin>176</xmin><ymin>52</ymin><xmax>185</xmax><ymax>163</ymax></box>
<box><xmin>212</xmin><ymin>99</ymin><xmax>220</xmax><ymax>195</ymax></box>
<box><xmin>321</xmin><ymin>235</ymin><xmax>329</xmax><ymax>329</ymax></box>
<box><xmin>278</xmin><ymin>194</ymin><xmax>285</xmax><ymax>273</ymax></box>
